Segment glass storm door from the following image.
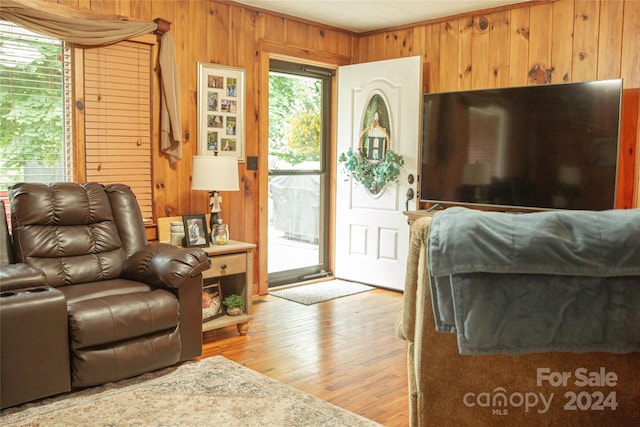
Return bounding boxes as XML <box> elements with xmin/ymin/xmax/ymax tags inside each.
<box><xmin>267</xmin><ymin>60</ymin><xmax>331</xmax><ymax>287</ymax></box>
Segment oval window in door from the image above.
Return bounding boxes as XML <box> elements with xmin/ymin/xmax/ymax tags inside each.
<box><xmin>360</xmin><ymin>94</ymin><xmax>391</xmax><ymax>161</ymax></box>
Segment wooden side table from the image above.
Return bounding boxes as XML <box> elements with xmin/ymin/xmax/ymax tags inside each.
<box><xmin>201</xmin><ymin>240</ymin><xmax>256</xmax><ymax>335</ymax></box>
<box><xmin>156</xmin><ymin>217</ymin><xmax>255</xmax><ymax>336</ymax></box>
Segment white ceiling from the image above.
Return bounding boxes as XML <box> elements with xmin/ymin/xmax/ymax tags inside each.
<box><xmin>231</xmin><ymin>0</ymin><xmax>530</xmax><ymax>33</ymax></box>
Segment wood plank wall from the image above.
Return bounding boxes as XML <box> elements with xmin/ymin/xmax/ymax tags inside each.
<box><xmin>46</xmin><ymin>0</ymin><xmax>639</xmax><ymax>294</ymax></box>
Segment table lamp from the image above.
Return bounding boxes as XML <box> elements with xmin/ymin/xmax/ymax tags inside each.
<box><xmin>191</xmin><ymin>155</ymin><xmax>240</xmax><ymax>239</ymax></box>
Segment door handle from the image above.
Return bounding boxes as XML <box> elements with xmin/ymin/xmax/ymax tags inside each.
<box><xmin>405</xmin><ymin>188</ymin><xmax>415</xmax><ymax>211</ymax></box>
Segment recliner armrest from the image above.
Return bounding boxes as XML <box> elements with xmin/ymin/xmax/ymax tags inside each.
<box><xmin>122</xmin><ymin>242</ymin><xmax>210</xmax><ymax>289</ymax></box>
<box><xmin>0</xmin><ymin>263</ymin><xmax>48</xmax><ymax>292</ymax></box>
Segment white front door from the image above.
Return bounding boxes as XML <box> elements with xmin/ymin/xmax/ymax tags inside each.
<box><xmin>335</xmin><ymin>56</ymin><xmax>422</xmax><ymax>291</ymax></box>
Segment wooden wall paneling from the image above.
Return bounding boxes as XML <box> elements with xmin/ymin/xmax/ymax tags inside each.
<box><xmin>312</xmin><ymin>25</ymin><xmax>354</xmax><ymax>58</ymax></box>
<box><xmin>242</xmin><ymin>12</ymin><xmax>262</xmax><ymax>292</ymax></box>
<box><xmin>302</xmin><ymin>21</ymin><xmax>352</xmax><ymax>57</ymax></box>
<box><xmin>572</xmin><ymin>0</ymin><xmax>599</xmax><ymax>81</ymax></box>
<box><xmin>285</xmin><ymin>20</ymin><xmax>312</xmax><ymax>50</ymax></box>
<box><xmin>257</xmin><ymin>51</ymin><xmax>270</xmax><ymax>295</ymax></box>
<box><xmin>262</xmin><ymin>14</ymin><xmax>285</xmax><ymax>44</ymax></box>
<box><xmin>229</xmin><ymin>8</ymin><xmax>260</xmax><ymax>245</ymax></box>
<box><xmin>86</xmin><ymin>0</ymin><xmax>115</xmax><ymax>15</ymax></box>
<box><xmin>116</xmin><ymin>0</ymin><xmax>132</xmax><ymax>17</ymax></box>
<box><xmin>528</xmin><ymin>2</ymin><xmax>553</xmax><ymax>85</ymax></box>
<box><xmin>413</xmin><ymin>25</ymin><xmax>432</xmax><ymax>93</ymax></box>
<box><xmin>187</xmin><ymin>0</ymin><xmax>209</xmax><ymax>200</ymax></box>
<box><xmin>321</xmin><ymin>26</ymin><xmax>352</xmax><ymax>56</ymax></box>
<box><xmin>372</xmin><ymin>32</ymin><xmax>389</xmax><ymax>63</ymax></box>
<box><xmin>488</xmin><ymin>11</ymin><xmax>510</xmax><ymax>88</ymax></box>
<box><xmin>72</xmin><ymin>48</ymin><xmax>87</xmax><ymax>182</ymax></box>
<box><xmin>597</xmin><ymin>0</ymin><xmax>623</xmax><ymax>80</ymax></box>
<box><xmin>204</xmin><ymin>4</ymin><xmax>246</xmax><ymax>240</ymax></box>
<box><xmin>149</xmin><ymin>0</ymin><xmax>179</xmax><ymax>220</ymax></box>
<box><xmin>355</xmin><ymin>32</ymin><xmax>386</xmax><ymax>63</ymax></box>
<box><xmin>354</xmin><ymin>32</ymin><xmax>370</xmax><ymax>62</ymax></box>
<box><xmin>174</xmin><ymin>0</ymin><xmax>195</xmax><ymax>218</ymax></box>
<box><xmin>129</xmin><ymin>0</ymin><xmax>152</xmax><ymax>20</ymax></box>
<box><xmin>551</xmin><ymin>0</ymin><xmax>574</xmax><ymax>84</ymax></box>
<box><xmin>621</xmin><ymin>0</ymin><xmax>640</xmax><ymax>89</ymax></box>
<box><xmin>457</xmin><ymin>16</ymin><xmax>473</xmax><ymax>90</ymax></box>
<box><xmin>382</xmin><ymin>31</ymin><xmax>397</xmax><ymax>58</ymax></box>
<box><xmin>439</xmin><ymin>20</ymin><xmax>459</xmax><ymax>93</ymax></box>
<box><xmin>470</xmin><ymin>15</ymin><xmax>491</xmax><ymax>89</ymax></box>
<box><xmin>324</xmin><ymin>28</ymin><xmax>354</xmax><ymax>59</ymax></box>
<box><xmin>622</xmin><ymin>0</ymin><xmax>640</xmax><ymax>207</ymax></box>
<box><xmin>411</xmin><ymin>27</ymin><xmax>427</xmax><ymax>92</ymax></box>
<box><xmin>262</xmin><ymin>15</ymin><xmax>352</xmax><ymax>59</ymax></box>
<box><xmin>509</xmin><ymin>6</ymin><xmax>530</xmax><ymax>86</ymax></box>
<box><xmin>618</xmin><ymin>89</ymin><xmax>639</xmax><ymax>209</ymax></box>
<box><xmin>207</xmin><ymin>1</ymin><xmax>231</xmax><ymax>65</ymax></box>
<box><xmin>228</xmin><ymin>6</ymin><xmax>247</xmax><ymax>67</ymax></box>
<box><xmin>77</xmin><ymin>0</ymin><xmax>90</xmax><ymax>10</ymax></box>
<box><xmin>383</xmin><ymin>29</ymin><xmax>414</xmax><ymax>59</ymax></box>
<box><xmin>307</xmin><ymin>24</ymin><xmax>323</xmax><ymax>53</ymax></box>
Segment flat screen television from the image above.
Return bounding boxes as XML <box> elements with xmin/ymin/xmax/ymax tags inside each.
<box><xmin>419</xmin><ymin>79</ymin><xmax>623</xmax><ymax>211</ymax></box>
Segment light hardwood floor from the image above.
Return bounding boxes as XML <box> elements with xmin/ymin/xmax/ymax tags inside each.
<box><xmin>199</xmin><ymin>287</ymin><xmax>409</xmax><ymax>427</ymax></box>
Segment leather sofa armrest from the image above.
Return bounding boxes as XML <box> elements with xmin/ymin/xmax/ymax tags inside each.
<box><xmin>0</xmin><ymin>263</ymin><xmax>48</xmax><ymax>292</ymax></box>
<box><xmin>122</xmin><ymin>242</ymin><xmax>211</xmax><ymax>289</ymax></box>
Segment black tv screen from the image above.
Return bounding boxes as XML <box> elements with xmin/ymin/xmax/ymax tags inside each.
<box><xmin>420</xmin><ymin>79</ymin><xmax>622</xmax><ymax>211</ymax></box>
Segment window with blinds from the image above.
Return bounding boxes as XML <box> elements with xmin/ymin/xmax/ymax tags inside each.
<box><xmin>0</xmin><ymin>20</ymin><xmax>72</xmax><ymax>198</ymax></box>
<box><xmin>82</xmin><ymin>40</ymin><xmax>153</xmax><ymax>221</ymax></box>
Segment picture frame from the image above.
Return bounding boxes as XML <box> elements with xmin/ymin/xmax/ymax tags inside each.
<box><xmin>202</xmin><ymin>282</ymin><xmax>224</xmax><ymax>322</ymax></box>
<box><xmin>182</xmin><ymin>214</ymin><xmax>210</xmax><ymax>248</ymax></box>
<box><xmin>197</xmin><ymin>62</ymin><xmax>245</xmax><ymax>162</ymax></box>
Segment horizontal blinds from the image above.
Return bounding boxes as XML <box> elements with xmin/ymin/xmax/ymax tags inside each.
<box><xmin>83</xmin><ymin>41</ymin><xmax>153</xmax><ymax>220</ymax></box>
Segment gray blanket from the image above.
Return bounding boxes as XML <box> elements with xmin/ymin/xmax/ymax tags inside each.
<box><xmin>428</xmin><ymin>207</ymin><xmax>640</xmax><ymax>355</ymax></box>
<box><xmin>429</xmin><ymin>207</ymin><xmax>640</xmax><ymax>277</ymax></box>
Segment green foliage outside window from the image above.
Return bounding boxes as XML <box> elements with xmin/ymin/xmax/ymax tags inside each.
<box><xmin>268</xmin><ymin>73</ymin><xmax>321</xmax><ymax>166</ymax></box>
<box><xmin>0</xmin><ymin>23</ymin><xmax>65</xmax><ymax>190</ymax></box>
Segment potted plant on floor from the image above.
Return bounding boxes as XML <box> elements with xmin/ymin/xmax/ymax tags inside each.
<box><xmin>222</xmin><ymin>294</ymin><xmax>244</xmax><ymax>316</ymax></box>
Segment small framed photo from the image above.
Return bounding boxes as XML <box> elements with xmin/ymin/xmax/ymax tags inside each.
<box><xmin>202</xmin><ymin>282</ymin><xmax>224</xmax><ymax>322</ymax></box>
<box><xmin>182</xmin><ymin>214</ymin><xmax>210</xmax><ymax>248</ymax></box>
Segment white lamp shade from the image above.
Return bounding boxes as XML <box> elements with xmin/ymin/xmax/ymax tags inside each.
<box><xmin>191</xmin><ymin>156</ymin><xmax>240</xmax><ymax>191</ymax></box>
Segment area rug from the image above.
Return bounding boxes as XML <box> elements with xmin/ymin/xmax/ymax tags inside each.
<box><xmin>269</xmin><ymin>279</ymin><xmax>375</xmax><ymax>305</ymax></box>
<box><xmin>0</xmin><ymin>356</ymin><xmax>381</xmax><ymax>427</ymax></box>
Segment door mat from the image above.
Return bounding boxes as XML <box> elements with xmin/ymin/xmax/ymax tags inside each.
<box><xmin>270</xmin><ymin>279</ymin><xmax>375</xmax><ymax>305</ymax></box>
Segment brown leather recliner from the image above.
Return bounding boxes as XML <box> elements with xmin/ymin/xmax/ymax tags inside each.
<box><xmin>1</xmin><ymin>182</ymin><xmax>210</xmax><ymax>409</ymax></box>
